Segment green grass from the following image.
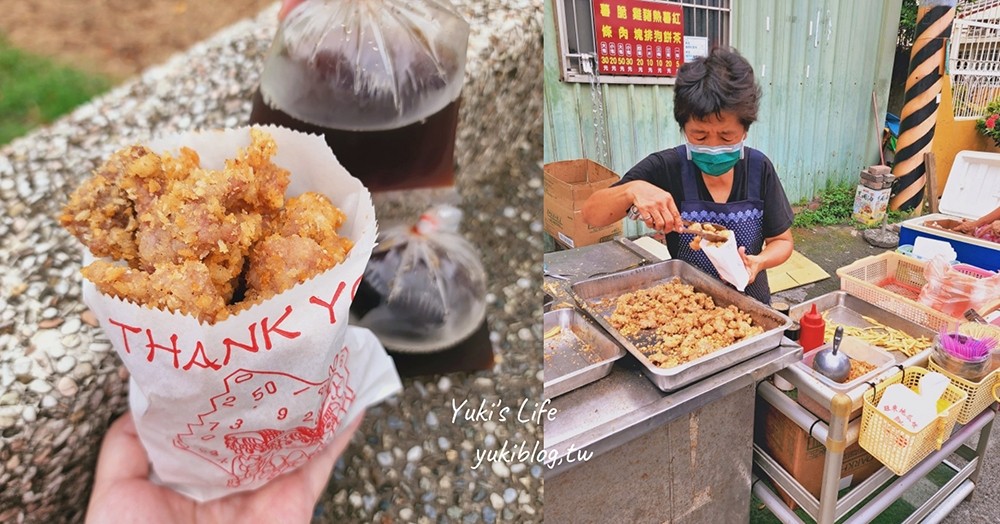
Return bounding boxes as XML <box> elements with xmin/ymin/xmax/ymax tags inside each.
<box><xmin>793</xmin><ymin>184</ymin><xmax>858</xmax><ymax>228</ymax></box>
<box><xmin>792</xmin><ymin>183</ymin><xmax>913</xmax><ymax>229</ymax></box>
<box><xmin>0</xmin><ymin>39</ymin><xmax>111</xmax><ymax>145</ymax></box>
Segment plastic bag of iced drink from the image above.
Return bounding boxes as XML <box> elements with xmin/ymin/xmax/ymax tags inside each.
<box><xmin>351</xmin><ymin>205</ymin><xmax>487</xmax><ymax>353</ymax></box>
<box><xmin>251</xmin><ymin>0</ymin><xmax>470</xmax><ymax>192</ymax></box>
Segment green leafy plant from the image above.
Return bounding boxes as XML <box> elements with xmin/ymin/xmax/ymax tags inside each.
<box><xmin>792</xmin><ymin>184</ymin><xmax>857</xmax><ymax>228</ymax></box>
<box><xmin>897</xmin><ymin>0</ymin><xmax>918</xmax><ymax>48</ymax></box>
<box><xmin>793</xmin><ymin>183</ymin><xmax>913</xmax><ymax>229</ymax></box>
<box><xmin>975</xmin><ymin>97</ymin><xmax>1000</xmax><ymax>148</ymax></box>
<box><xmin>0</xmin><ymin>39</ymin><xmax>111</xmax><ymax>145</ymax></box>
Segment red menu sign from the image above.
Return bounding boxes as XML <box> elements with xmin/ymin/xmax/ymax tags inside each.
<box><xmin>592</xmin><ymin>0</ymin><xmax>684</xmax><ymax>77</ymax></box>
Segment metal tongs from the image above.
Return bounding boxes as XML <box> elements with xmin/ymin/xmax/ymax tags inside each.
<box><xmin>965</xmin><ymin>308</ymin><xmax>989</xmax><ymax>324</ymax></box>
<box><xmin>680</xmin><ymin>220</ymin><xmax>729</xmax><ymax>244</ymax></box>
<box><xmin>628</xmin><ymin>205</ymin><xmax>729</xmax><ymax>243</ymax></box>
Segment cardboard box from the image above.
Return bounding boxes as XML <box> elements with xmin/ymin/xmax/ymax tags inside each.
<box><xmin>544</xmin><ymin>159</ymin><xmax>619</xmax><ymax>206</ymax></box>
<box><xmin>544</xmin><ymin>197</ymin><xmax>622</xmax><ymax>249</ymax></box>
<box><xmin>754</xmin><ymin>400</ymin><xmax>883</xmax><ymax>510</ymax></box>
<box><xmin>796</xmin><ymin>393</ymin><xmax>863</xmax><ymax>424</ymax></box>
<box><xmin>544</xmin><ymin>159</ymin><xmax>622</xmax><ymax>248</ymax></box>
<box><xmin>852</xmin><ymin>184</ymin><xmax>891</xmax><ymax>227</ymax></box>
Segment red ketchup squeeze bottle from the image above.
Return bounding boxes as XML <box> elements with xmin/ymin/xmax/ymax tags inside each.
<box><xmin>799</xmin><ymin>304</ymin><xmax>826</xmax><ymax>352</ymax></box>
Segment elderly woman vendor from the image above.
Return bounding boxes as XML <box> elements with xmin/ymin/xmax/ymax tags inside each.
<box><xmin>582</xmin><ymin>47</ymin><xmax>794</xmax><ymax>305</ymax></box>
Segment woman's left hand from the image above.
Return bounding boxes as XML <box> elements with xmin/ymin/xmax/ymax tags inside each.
<box><xmin>737</xmin><ymin>246</ymin><xmax>762</xmax><ymax>285</ymax></box>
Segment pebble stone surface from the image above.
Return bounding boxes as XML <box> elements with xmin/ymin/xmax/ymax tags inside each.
<box><xmin>0</xmin><ymin>2</ymin><xmax>543</xmax><ymax>522</ymax></box>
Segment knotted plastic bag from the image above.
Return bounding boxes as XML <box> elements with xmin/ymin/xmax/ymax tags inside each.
<box><xmin>259</xmin><ymin>0</ymin><xmax>469</xmax><ymax>130</ymax></box>
<box><xmin>353</xmin><ymin>205</ymin><xmax>487</xmax><ymax>353</ymax></box>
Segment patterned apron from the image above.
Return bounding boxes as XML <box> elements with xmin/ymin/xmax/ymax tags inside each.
<box><xmin>673</xmin><ymin>145</ymin><xmax>771</xmax><ymax>304</ymax></box>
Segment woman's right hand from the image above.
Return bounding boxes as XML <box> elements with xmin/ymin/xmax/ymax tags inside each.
<box><xmin>628</xmin><ymin>181</ymin><xmax>683</xmax><ymax>233</ymax></box>
<box><xmin>954</xmin><ymin>220</ymin><xmax>979</xmax><ymax>234</ymax></box>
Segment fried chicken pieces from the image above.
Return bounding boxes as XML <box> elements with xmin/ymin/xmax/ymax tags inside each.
<box><xmin>686</xmin><ymin>222</ymin><xmax>729</xmax><ymax>251</ymax></box>
<box><xmin>608</xmin><ymin>278</ymin><xmax>762</xmax><ymax>369</ymax></box>
<box><xmin>61</xmin><ymin>129</ymin><xmax>354</xmax><ymax>324</ymax></box>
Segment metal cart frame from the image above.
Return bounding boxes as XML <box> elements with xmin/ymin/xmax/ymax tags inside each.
<box><xmin>753</xmin><ymin>353</ymin><xmax>996</xmax><ymax>524</ymax></box>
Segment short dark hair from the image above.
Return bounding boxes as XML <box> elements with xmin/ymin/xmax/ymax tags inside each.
<box><xmin>673</xmin><ymin>47</ymin><xmax>761</xmax><ymax>130</ymax></box>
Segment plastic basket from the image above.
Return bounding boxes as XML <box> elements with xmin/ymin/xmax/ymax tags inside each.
<box><xmin>952</xmin><ymin>263</ymin><xmax>996</xmax><ymax>279</ymax></box>
<box><xmin>838</xmin><ymin>252</ymin><xmax>960</xmax><ymax>332</ymax></box>
<box><xmin>927</xmin><ymin>357</ymin><xmax>998</xmax><ymax>425</ymax></box>
<box><xmin>859</xmin><ymin>367</ymin><xmax>967</xmax><ymax>476</ymax></box>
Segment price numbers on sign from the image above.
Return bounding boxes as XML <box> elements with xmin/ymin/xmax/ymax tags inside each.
<box><xmin>592</xmin><ymin>0</ymin><xmax>684</xmax><ymax>77</ymax></box>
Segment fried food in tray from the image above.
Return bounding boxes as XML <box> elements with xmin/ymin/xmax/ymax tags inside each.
<box><xmin>61</xmin><ymin>129</ymin><xmax>354</xmax><ymax>324</ymax></box>
<box><xmin>607</xmin><ymin>278</ymin><xmax>763</xmax><ymax>368</ymax></box>
<box><xmin>847</xmin><ymin>359</ymin><xmax>877</xmax><ymax>382</ymax></box>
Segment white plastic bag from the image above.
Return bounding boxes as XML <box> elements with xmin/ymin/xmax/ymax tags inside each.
<box><xmin>918</xmin><ymin>255</ymin><xmax>1000</xmax><ymax>317</ymax></box>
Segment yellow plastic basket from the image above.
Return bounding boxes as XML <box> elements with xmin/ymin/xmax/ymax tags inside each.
<box><xmin>859</xmin><ymin>367</ymin><xmax>967</xmax><ymax>476</ymax></box>
<box><xmin>838</xmin><ymin>253</ymin><xmax>961</xmax><ymax>332</ymax></box>
<box><xmin>927</xmin><ymin>357</ymin><xmax>997</xmax><ymax>425</ymax></box>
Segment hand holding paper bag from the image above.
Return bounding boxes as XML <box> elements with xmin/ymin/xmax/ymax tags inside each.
<box><xmin>700</xmin><ymin>230</ymin><xmax>751</xmax><ymax>292</ymax></box>
<box><xmin>87</xmin><ymin>408</ymin><xmax>364</xmax><ymax>522</ymax></box>
<box><xmin>73</xmin><ymin>127</ymin><xmax>402</xmax><ymax>501</ymax></box>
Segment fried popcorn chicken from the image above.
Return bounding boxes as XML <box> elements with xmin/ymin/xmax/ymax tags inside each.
<box><xmin>135</xmin><ymin>165</ymin><xmax>265</xmax><ymax>267</ymax></box>
<box><xmin>608</xmin><ymin>278</ymin><xmax>762</xmax><ymax>369</ymax></box>
<box><xmin>224</xmin><ymin>128</ymin><xmax>291</xmax><ymax>216</ymax></box>
<box><xmin>278</xmin><ymin>193</ymin><xmax>354</xmax><ymax>263</ymax></box>
<box><xmin>244</xmin><ymin>234</ymin><xmax>335</xmax><ymax>303</ymax></box>
<box><xmin>82</xmin><ymin>260</ymin><xmax>229</xmax><ymax>324</ymax></box>
<box><xmin>62</xmin><ymin>129</ymin><xmax>353</xmax><ymax>324</ymax></box>
<box><xmin>689</xmin><ymin>235</ymin><xmax>702</xmax><ymax>251</ymax></box>
<box><xmin>60</xmin><ymin>145</ymin><xmax>167</xmax><ymax>264</ymax></box>
<box><xmin>204</xmin><ymin>245</ymin><xmax>251</xmax><ymax>303</ymax></box>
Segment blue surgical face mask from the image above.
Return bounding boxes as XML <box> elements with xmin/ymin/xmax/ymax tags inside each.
<box><xmin>685</xmin><ymin>137</ymin><xmax>745</xmax><ymax>176</ymax></box>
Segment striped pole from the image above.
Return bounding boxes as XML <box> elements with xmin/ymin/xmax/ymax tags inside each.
<box><xmin>890</xmin><ymin>0</ymin><xmax>956</xmax><ymax>211</ymax></box>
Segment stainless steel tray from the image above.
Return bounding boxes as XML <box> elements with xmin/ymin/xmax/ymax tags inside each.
<box><xmin>788</xmin><ymin>291</ymin><xmax>937</xmax><ymax>354</ymax></box>
<box><xmin>544</xmin><ymin>308</ymin><xmax>626</xmax><ymax>398</ymax></box>
<box><xmin>786</xmin><ymin>291</ymin><xmax>937</xmax><ymax>414</ymax></box>
<box><xmin>571</xmin><ymin>260</ymin><xmax>791</xmax><ymax>392</ymax></box>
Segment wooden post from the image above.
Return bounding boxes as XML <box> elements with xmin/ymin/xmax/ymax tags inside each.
<box><xmin>924</xmin><ymin>152</ymin><xmax>939</xmax><ymax>214</ymax></box>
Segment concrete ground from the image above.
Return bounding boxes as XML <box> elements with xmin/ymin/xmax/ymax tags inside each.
<box><xmin>771</xmin><ymin>225</ymin><xmax>999</xmax><ymax>523</ymax></box>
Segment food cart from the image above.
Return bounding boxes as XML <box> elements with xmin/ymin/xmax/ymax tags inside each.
<box><xmin>754</xmin><ymin>289</ymin><xmax>996</xmax><ymax>523</ymax></box>
<box><xmin>544</xmin><ymin>232</ymin><xmax>1000</xmax><ymax>523</ymax></box>
<box><xmin>543</xmin><ymin>239</ymin><xmax>801</xmax><ymax>522</ymax></box>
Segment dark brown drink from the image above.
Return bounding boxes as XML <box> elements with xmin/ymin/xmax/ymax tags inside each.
<box><xmin>250</xmin><ymin>90</ymin><xmax>460</xmax><ymax>193</ymax></box>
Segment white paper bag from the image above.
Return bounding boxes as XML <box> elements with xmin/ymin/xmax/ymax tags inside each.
<box><xmin>701</xmin><ymin>230</ymin><xmax>750</xmax><ymax>292</ymax></box>
<box><xmin>81</xmin><ymin>126</ymin><xmax>403</xmax><ymax>501</ymax></box>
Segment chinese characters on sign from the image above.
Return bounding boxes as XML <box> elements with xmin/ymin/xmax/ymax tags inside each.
<box><xmin>592</xmin><ymin>0</ymin><xmax>684</xmax><ymax>77</ymax></box>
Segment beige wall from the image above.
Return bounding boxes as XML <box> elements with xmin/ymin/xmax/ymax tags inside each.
<box><xmin>932</xmin><ymin>76</ymin><xmax>1000</xmax><ymax>201</ymax></box>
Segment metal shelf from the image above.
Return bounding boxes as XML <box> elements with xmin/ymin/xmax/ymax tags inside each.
<box><xmin>753</xmin><ymin>379</ymin><xmax>996</xmax><ymax>523</ymax></box>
